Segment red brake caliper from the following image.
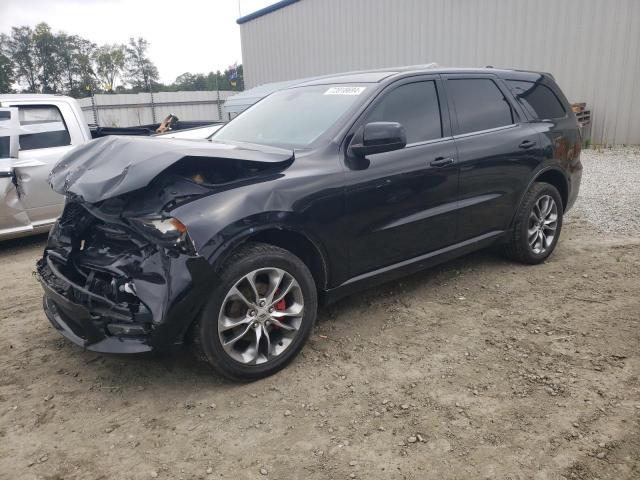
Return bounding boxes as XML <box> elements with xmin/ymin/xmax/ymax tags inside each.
<box><xmin>272</xmin><ymin>290</ymin><xmax>286</xmax><ymax>328</ymax></box>
<box><xmin>274</xmin><ymin>296</ymin><xmax>286</xmax><ymax>312</ymax></box>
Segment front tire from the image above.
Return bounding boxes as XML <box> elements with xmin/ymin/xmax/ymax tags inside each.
<box><xmin>506</xmin><ymin>182</ymin><xmax>563</xmax><ymax>264</ymax></box>
<box><xmin>194</xmin><ymin>243</ymin><xmax>317</xmax><ymax>381</ymax></box>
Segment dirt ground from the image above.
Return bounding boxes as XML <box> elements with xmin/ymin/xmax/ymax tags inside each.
<box><xmin>1</xmin><ymin>202</ymin><xmax>639</xmax><ymax>480</ymax></box>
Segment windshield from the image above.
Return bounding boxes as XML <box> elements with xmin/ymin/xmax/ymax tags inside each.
<box><xmin>212</xmin><ymin>84</ymin><xmax>370</xmax><ymax>149</ymax></box>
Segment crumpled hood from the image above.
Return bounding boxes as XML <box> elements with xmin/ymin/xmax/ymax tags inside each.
<box><xmin>49</xmin><ymin>135</ymin><xmax>294</xmax><ymax>203</ymax></box>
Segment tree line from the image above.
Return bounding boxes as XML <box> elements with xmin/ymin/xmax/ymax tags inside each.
<box><xmin>0</xmin><ymin>22</ymin><xmax>243</xmax><ymax>97</ymax></box>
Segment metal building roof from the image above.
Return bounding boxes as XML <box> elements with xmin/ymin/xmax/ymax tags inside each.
<box><xmin>237</xmin><ymin>0</ymin><xmax>300</xmax><ymax>24</ymax></box>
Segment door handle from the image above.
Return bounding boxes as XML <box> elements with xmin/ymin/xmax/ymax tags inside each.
<box><xmin>430</xmin><ymin>157</ymin><xmax>454</xmax><ymax>167</ymax></box>
<box><xmin>519</xmin><ymin>140</ymin><xmax>537</xmax><ymax>149</ymax></box>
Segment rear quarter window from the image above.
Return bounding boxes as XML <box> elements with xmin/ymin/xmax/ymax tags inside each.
<box><xmin>507</xmin><ymin>80</ymin><xmax>566</xmax><ymax>120</ymax></box>
<box><xmin>18</xmin><ymin>105</ymin><xmax>71</xmax><ymax>151</ymax></box>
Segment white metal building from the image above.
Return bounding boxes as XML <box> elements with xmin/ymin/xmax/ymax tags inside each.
<box><xmin>238</xmin><ymin>0</ymin><xmax>640</xmax><ymax>145</ymax></box>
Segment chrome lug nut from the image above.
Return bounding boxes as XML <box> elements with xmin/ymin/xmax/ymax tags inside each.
<box><xmin>259</xmin><ymin>300</ymin><xmax>266</xmax><ymax>307</ymax></box>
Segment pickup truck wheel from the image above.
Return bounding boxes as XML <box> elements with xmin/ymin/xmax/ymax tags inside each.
<box><xmin>194</xmin><ymin>243</ymin><xmax>317</xmax><ymax>381</ymax></box>
<box><xmin>506</xmin><ymin>182</ymin><xmax>563</xmax><ymax>265</ymax></box>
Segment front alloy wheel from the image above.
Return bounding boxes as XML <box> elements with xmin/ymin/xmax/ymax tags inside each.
<box><xmin>218</xmin><ymin>268</ymin><xmax>304</xmax><ymax>365</ymax></box>
<box><xmin>194</xmin><ymin>243</ymin><xmax>317</xmax><ymax>381</ymax></box>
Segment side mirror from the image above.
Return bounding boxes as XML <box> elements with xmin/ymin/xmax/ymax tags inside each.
<box><xmin>350</xmin><ymin>121</ymin><xmax>407</xmax><ymax>157</ymax></box>
<box><xmin>0</xmin><ymin>107</ymin><xmax>20</xmax><ymax>160</ymax></box>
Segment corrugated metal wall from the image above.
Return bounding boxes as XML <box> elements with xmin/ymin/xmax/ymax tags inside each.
<box><xmin>240</xmin><ymin>0</ymin><xmax>640</xmax><ymax>145</ymax></box>
<box><xmin>76</xmin><ymin>90</ymin><xmax>235</xmax><ymax>127</ymax></box>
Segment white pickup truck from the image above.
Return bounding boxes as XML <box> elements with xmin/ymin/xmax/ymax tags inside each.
<box><xmin>0</xmin><ymin>95</ymin><xmax>93</xmax><ymax>240</ymax></box>
<box><xmin>0</xmin><ymin>94</ymin><xmax>223</xmax><ymax>240</ymax></box>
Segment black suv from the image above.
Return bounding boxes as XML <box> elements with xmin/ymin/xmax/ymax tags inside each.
<box><xmin>38</xmin><ymin>66</ymin><xmax>582</xmax><ymax>380</ymax></box>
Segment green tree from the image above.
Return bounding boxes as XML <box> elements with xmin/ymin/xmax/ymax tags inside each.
<box><xmin>33</xmin><ymin>22</ymin><xmax>63</xmax><ymax>93</ymax></box>
<box><xmin>6</xmin><ymin>23</ymin><xmax>74</xmax><ymax>94</ymax></box>
<box><xmin>75</xmin><ymin>38</ymin><xmax>98</xmax><ymax>95</ymax></box>
<box><xmin>173</xmin><ymin>72</ymin><xmax>208</xmax><ymax>91</ymax></box>
<box><xmin>0</xmin><ymin>34</ymin><xmax>15</xmax><ymax>93</ymax></box>
<box><xmin>164</xmin><ymin>66</ymin><xmax>243</xmax><ymax>93</ymax></box>
<box><xmin>125</xmin><ymin>37</ymin><xmax>159</xmax><ymax>92</ymax></box>
<box><xmin>58</xmin><ymin>34</ymin><xmax>97</xmax><ymax>97</ymax></box>
<box><xmin>6</xmin><ymin>26</ymin><xmax>39</xmax><ymax>92</ymax></box>
<box><xmin>0</xmin><ymin>54</ymin><xmax>13</xmax><ymax>93</ymax></box>
<box><xmin>3</xmin><ymin>22</ymin><xmax>240</xmax><ymax>96</ymax></box>
<box><xmin>94</xmin><ymin>44</ymin><xmax>126</xmax><ymax>93</ymax></box>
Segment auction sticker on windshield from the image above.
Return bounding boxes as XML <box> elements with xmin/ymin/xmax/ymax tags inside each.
<box><xmin>324</xmin><ymin>86</ymin><xmax>366</xmax><ymax>95</ymax></box>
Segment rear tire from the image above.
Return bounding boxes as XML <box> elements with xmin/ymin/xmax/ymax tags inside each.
<box><xmin>193</xmin><ymin>243</ymin><xmax>317</xmax><ymax>381</ymax></box>
<box><xmin>505</xmin><ymin>182</ymin><xmax>563</xmax><ymax>265</ymax></box>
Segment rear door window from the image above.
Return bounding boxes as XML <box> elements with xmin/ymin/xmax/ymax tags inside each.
<box><xmin>0</xmin><ymin>137</ymin><xmax>8</xmax><ymax>158</ymax></box>
<box><xmin>17</xmin><ymin>106</ymin><xmax>71</xmax><ymax>151</ymax></box>
<box><xmin>447</xmin><ymin>79</ymin><xmax>514</xmax><ymax>135</ymax></box>
<box><xmin>366</xmin><ymin>80</ymin><xmax>443</xmax><ymax>144</ymax></box>
<box><xmin>507</xmin><ymin>80</ymin><xmax>566</xmax><ymax>119</ymax></box>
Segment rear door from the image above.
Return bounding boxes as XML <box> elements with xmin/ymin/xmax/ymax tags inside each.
<box><xmin>443</xmin><ymin>75</ymin><xmax>542</xmax><ymax>241</ymax></box>
<box><xmin>344</xmin><ymin>75</ymin><xmax>459</xmax><ymax>276</ymax></box>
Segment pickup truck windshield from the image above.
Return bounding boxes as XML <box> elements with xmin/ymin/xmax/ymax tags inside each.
<box><xmin>212</xmin><ymin>84</ymin><xmax>370</xmax><ymax>149</ymax></box>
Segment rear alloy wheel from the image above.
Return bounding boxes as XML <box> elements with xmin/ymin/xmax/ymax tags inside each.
<box><xmin>506</xmin><ymin>182</ymin><xmax>563</xmax><ymax>264</ymax></box>
<box><xmin>194</xmin><ymin>243</ymin><xmax>317</xmax><ymax>381</ymax></box>
<box><xmin>527</xmin><ymin>195</ymin><xmax>559</xmax><ymax>255</ymax></box>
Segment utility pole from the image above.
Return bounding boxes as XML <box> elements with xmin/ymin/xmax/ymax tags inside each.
<box><xmin>150</xmin><ymin>90</ymin><xmax>157</xmax><ymax>124</ymax></box>
<box><xmin>215</xmin><ymin>75</ymin><xmax>221</xmax><ymax>120</ymax></box>
<box><xmin>90</xmin><ymin>90</ymin><xmax>99</xmax><ymax>126</ymax></box>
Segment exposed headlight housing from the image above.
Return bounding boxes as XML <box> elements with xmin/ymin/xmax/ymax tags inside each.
<box><xmin>130</xmin><ymin>216</ymin><xmax>195</xmax><ymax>253</ymax></box>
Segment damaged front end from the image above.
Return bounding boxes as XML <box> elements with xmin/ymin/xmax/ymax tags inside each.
<box><xmin>37</xmin><ymin>136</ymin><xmax>294</xmax><ymax>353</ymax></box>
<box><xmin>36</xmin><ymin>198</ymin><xmax>213</xmax><ymax>353</ymax></box>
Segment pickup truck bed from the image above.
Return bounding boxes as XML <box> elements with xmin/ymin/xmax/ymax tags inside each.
<box><xmin>90</xmin><ymin>121</ymin><xmax>220</xmax><ymax>138</ymax></box>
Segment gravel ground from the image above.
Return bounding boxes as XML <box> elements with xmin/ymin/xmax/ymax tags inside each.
<box><xmin>0</xmin><ymin>148</ymin><xmax>638</xmax><ymax>480</ymax></box>
<box><xmin>571</xmin><ymin>146</ymin><xmax>640</xmax><ymax>236</ymax></box>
